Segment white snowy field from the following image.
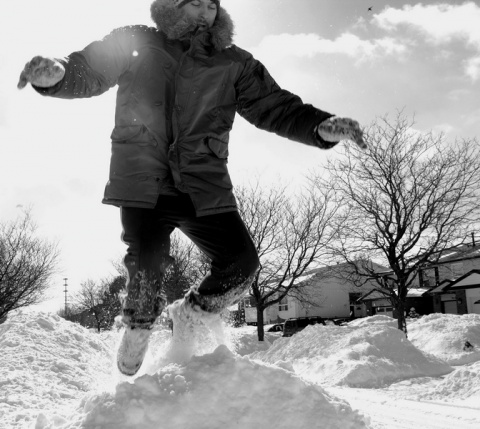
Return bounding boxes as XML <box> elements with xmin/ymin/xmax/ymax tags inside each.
<box><xmin>1</xmin><ymin>311</ymin><xmax>480</xmax><ymax>429</ymax></box>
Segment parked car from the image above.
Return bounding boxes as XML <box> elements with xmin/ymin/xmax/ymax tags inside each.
<box><xmin>267</xmin><ymin>323</ymin><xmax>284</xmax><ymax>332</ymax></box>
<box><xmin>283</xmin><ymin>316</ymin><xmax>326</xmax><ymax>337</ymax></box>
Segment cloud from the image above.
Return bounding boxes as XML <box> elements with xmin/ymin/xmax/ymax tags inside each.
<box><xmin>466</xmin><ymin>56</ymin><xmax>480</xmax><ymax>81</ymax></box>
<box><xmin>373</xmin><ymin>2</ymin><xmax>480</xmax><ymax>80</ymax></box>
<box><xmin>251</xmin><ymin>33</ymin><xmax>406</xmax><ymax>64</ymax></box>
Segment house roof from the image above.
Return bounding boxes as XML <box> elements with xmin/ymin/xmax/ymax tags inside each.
<box><xmin>357</xmin><ymin>289</ymin><xmax>390</xmax><ymax>302</ymax></box>
<box><xmin>407</xmin><ymin>288</ymin><xmax>431</xmax><ymax>297</ymax></box>
<box><xmin>430</xmin><ymin>243</ymin><xmax>480</xmax><ymax>265</ymax></box>
<box><xmin>443</xmin><ymin>269</ymin><xmax>480</xmax><ymax>290</ymax></box>
<box><xmin>357</xmin><ymin>287</ymin><xmax>430</xmax><ymax>302</ymax></box>
<box><xmin>427</xmin><ymin>279</ymin><xmax>452</xmax><ymax>294</ymax></box>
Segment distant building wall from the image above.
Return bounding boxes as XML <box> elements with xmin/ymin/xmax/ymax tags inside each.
<box><xmin>466</xmin><ymin>289</ymin><xmax>480</xmax><ymax>314</ymax></box>
<box><xmin>282</xmin><ymin>274</ymin><xmax>377</xmax><ymax>319</ymax></box>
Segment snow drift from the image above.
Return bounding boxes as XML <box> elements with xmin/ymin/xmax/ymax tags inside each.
<box><xmin>251</xmin><ymin>318</ymin><xmax>453</xmax><ymax>387</ymax></box>
<box><xmin>0</xmin><ymin>311</ymin><xmax>368</xmax><ymax>428</ymax></box>
<box><xmin>2</xmin><ymin>309</ymin><xmax>480</xmax><ymax>428</ymax></box>
<box><xmin>408</xmin><ymin>313</ymin><xmax>480</xmax><ymax>365</ymax></box>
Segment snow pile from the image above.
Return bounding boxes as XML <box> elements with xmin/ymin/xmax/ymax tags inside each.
<box><xmin>0</xmin><ymin>311</ymin><xmax>115</xmax><ymax>427</ymax></box>
<box><xmin>347</xmin><ymin>314</ymin><xmax>399</xmax><ymax>329</ymax></box>
<box><xmin>418</xmin><ymin>360</ymin><xmax>480</xmax><ymax>406</ymax></box>
<box><xmin>226</xmin><ymin>325</ymin><xmax>279</xmax><ymax>356</ymax></box>
<box><xmin>0</xmin><ymin>311</ymin><xmax>369</xmax><ymax>429</ymax></box>
<box><xmin>251</xmin><ymin>322</ymin><xmax>453</xmax><ymax>387</ymax></box>
<box><xmin>54</xmin><ymin>345</ymin><xmax>368</xmax><ymax>429</ymax></box>
<box><xmin>407</xmin><ymin>313</ymin><xmax>480</xmax><ymax>365</ymax></box>
<box><xmin>4</xmin><ymin>310</ymin><xmax>480</xmax><ymax>428</ymax></box>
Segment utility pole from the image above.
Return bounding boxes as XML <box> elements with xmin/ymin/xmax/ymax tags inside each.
<box><xmin>63</xmin><ymin>278</ymin><xmax>68</xmax><ymax>316</ymax></box>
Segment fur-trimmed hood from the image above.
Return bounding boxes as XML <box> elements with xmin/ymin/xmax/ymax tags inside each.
<box><xmin>150</xmin><ymin>0</ymin><xmax>234</xmax><ymax>51</ymax></box>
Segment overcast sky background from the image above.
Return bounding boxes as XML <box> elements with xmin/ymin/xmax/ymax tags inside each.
<box><xmin>1</xmin><ymin>0</ymin><xmax>479</xmax><ymax>311</ymax></box>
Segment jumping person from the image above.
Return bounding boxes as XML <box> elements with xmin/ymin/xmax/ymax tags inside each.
<box><xmin>18</xmin><ymin>0</ymin><xmax>366</xmax><ymax>375</ymax></box>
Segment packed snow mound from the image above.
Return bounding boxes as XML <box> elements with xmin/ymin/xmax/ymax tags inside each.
<box><xmin>0</xmin><ymin>310</ymin><xmax>116</xmax><ymax>427</ymax></box>
<box><xmin>227</xmin><ymin>325</ymin><xmax>279</xmax><ymax>356</ymax></box>
<box><xmin>0</xmin><ymin>311</ymin><xmax>369</xmax><ymax>429</ymax></box>
<box><xmin>408</xmin><ymin>313</ymin><xmax>480</xmax><ymax>365</ymax></box>
<box><xmin>251</xmin><ymin>321</ymin><xmax>453</xmax><ymax>387</ymax></box>
<box><xmin>347</xmin><ymin>314</ymin><xmax>398</xmax><ymax>328</ymax></box>
<box><xmin>42</xmin><ymin>345</ymin><xmax>369</xmax><ymax>429</ymax></box>
<box><xmin>418</xmin><ymin>360</ymin><xmax>480</xmax><ymax>406</ymax></box>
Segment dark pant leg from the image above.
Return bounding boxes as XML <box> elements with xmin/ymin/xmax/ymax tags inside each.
<box><xmin>120</xmin><ymin>206</ymin><xmax>175</xmax><ymax>327</ymax></box>
<box><xmin>177</xmin><ymin>208</ymin><xmax>260</xmax><ymax>313</ymax></box>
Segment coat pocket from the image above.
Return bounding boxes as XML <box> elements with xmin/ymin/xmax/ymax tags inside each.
<box><xmin>110</xmin><ymin>125</ymin><xmax>156</xmax><ymax>146</ymax></box>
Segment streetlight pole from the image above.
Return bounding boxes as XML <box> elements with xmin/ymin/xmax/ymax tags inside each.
<box><xmin>63</xmin><ymin>278</ymin><xmax>68</xmax><ymax>316</ymax></box>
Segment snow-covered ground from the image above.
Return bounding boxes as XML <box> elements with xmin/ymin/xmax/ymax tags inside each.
<box><xmin>1</xmin><ymin>311</ymin><xmax>480</xmax><ymax>428</ymax></box>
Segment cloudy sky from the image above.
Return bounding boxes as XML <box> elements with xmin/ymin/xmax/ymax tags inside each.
<box><xmin>1</xmin><ymin>0</ymin><xmax>479</xmax><ymax>310</ymax></box>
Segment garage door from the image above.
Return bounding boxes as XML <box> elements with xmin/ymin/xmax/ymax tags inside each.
<box><xmin>443</xmin><ymin>300</ymin><xmax>458</xmax><ymax>314</ymax></box>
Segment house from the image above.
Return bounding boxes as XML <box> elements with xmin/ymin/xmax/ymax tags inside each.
<box><xmin>355</xmin><ymin>234</ymin><xmax>480</xmax><ymax>317</ymax></box>
<box><xmin>420</xmin><ymin>235</ymin><xmax>480</xmax><ymax>315</ymax></box>
<box><xmin>357</xmin><ymin>287</ymin><xmax>433</xmax><ymax>318</ymax></box>
<box><xmin>242</xmin><ymin>264</ymin><xmax>382</xmax><ymax>325</ymax></box>
<box><xmin>428</xmin><ymin>270</ymin><xmax>480</xmax><ymax>315</ymax></box>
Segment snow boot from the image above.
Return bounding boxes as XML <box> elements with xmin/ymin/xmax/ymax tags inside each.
<box><xmin>116</xmin><ymin>324</ymin><xmax>153</xmax><ymax>376</ymax></box>
<box><xmin>168</xmin><ymin>294</ymin><xmax>220</xmax><ymax>339</ymax></box>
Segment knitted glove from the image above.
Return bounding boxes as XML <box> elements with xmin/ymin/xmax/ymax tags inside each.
<box><xmin>316</xmin><ymin>117</ymin><xmax>367</xmax><ymax>150</ymax></box>
<box><xmin>17</xmin><ymin>56</ymin><xmax>65</xmax><ymax>89</ymax></box>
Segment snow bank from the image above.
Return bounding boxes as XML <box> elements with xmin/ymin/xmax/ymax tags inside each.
<box><xmin>0</xmin><ymin>311</ymin><xmax>369</xmax><ymax>429</ymax></box>
<box><xmin>52</xmin><ymin>345</ymin><xmax>368</xmax><ymax>429</ymax></box>
<box><xmin>251</xmin><ymin>321</ymin><xmax>453</xmax><ymax>387</ymax></box>
<box><xmin>226</xmin><ymin>325</ymin><xmax>280</xmax><ymax>356</ymax></box>
<box><xmin>347</xmin><ymin>314</ymin><xmax>398</xmax><ymax>328</ymax></box>
<box><xmin>408</xmin><ymin>313</ymin><xmax>480</xmax><ymax>365</ymax></box>
<box><xmin>418</xmin><ymin>360</ymin><xmax>480</xmax><ymax>407</ymax></box>
<box><xmin>0</xmin><ymin>310</ymin><xmax>115</xmax><ymax>427</ymax></box>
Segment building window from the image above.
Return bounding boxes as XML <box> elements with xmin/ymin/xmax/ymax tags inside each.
<box><xmin>279</xmin><ymin>297</ymin><xmax>288</xmax><ymax>312</ymax></box>
<box><xmin>420</xmin><ymin>267</ymin><xmax>438</xmax><ymax>288</ymax></box>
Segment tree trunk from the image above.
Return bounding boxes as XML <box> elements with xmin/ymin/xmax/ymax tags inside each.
<box><xmin>257</xmin><ymin>306</ymin><xmax>265</xmax><ymax>341</ymax></box>
<box><xmin>396</xmin><ymin>299</ymin><xmax>407</xmax><ymax>337</ymax></box>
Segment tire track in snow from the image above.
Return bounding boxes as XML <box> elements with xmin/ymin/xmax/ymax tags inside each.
<box><xmin>327</xmin><ymin>387</ymin><xmax>480</xmax><ymax>429</ymax></box>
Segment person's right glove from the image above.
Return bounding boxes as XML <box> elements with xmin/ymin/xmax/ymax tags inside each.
<box><xmin>316</xmin><ymin>117</ymin><xmax>367</xmax><ymax>150</ymax></box>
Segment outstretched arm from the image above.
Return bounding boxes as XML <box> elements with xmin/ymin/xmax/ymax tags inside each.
<box><xmin>16</xmin><ymin>26</ymin><xmax>142</xmax><ymax>99</ymax></box>
<box><xmin>235</xmin><ymin>49</ymin><xmax>366</xmax><ymax>150</ymax></box>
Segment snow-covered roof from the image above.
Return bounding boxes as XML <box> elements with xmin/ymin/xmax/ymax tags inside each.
<box><xmin>279</xmin><ymin>272</ymin><xmax>319</xmax><ymax>287</ymax></box>
<box><xmin>444</xmin><ymin>270</ymin><xmax>480</xmax><ymax>290</ymax></box>
<box><xmin>358</xmin><ymin>287</ymin><xmax>429</xmax><ymax>302</ymax></box>
<box><xmin>427</xmin><ymin>280</ymin><xmax>452</xmax><ymax>294</ymax></box>
<box><xmin>406</xmin><ymin>288</ymin><xmax>427</xmax><ymax>297</ymax></box>
<box><xmin>436</xmin><ymin>244</ymin><xmax>480</xmax><ymax>263</ymax></box>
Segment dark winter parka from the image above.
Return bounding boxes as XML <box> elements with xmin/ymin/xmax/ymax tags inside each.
<box><xmin>36</xmin><ymin>1</ymin><xmax>335</xmax><ymax>216</ymax></box>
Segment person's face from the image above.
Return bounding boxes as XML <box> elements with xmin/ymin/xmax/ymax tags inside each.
<box><xmin>182</xmin><ymin>0</ymin><xmax>218</xmax><ymax>31</ymax></box>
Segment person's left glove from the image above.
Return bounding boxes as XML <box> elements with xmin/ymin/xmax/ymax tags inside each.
<box><xmin>316</xmin><ymin>117</ymin><xmax>367</xmax><ymax>150</ymax></box>
<box><xmin>17</xmin><ymin>56</ymin><xmax>65</xmax><ymax>89</ymax></box>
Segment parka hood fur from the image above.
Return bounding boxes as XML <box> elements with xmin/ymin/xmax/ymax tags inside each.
<box><xmin>150</xmin><ymin>0</ymin><xmax>234</xmax><ymax>51</ymax></box>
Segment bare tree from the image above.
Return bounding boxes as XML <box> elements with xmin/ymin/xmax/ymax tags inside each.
<box><xmin>111</xmin><ymin>231</ymin><xmax>210</xmax><ymax>308</ymax></box>
<box><xmin>70</xmin><ymin>276</ymin><xmax>123</xmax><ymax>331</ymax></box>
<box><xmin>318</xmin><ymin>112</ymin><xmax>480</xmax><ymax>334</ymax></box>
<box><xmin>0</xmin><ymin>209</ymin><xmax>59</xmax><ymax>321</ymax></box>
<box><xmin>236</xmin><ymin>180</ymin><xmax>340</xmax><ymax>341</ymax></box>
<box><xmin>163</xmin><ymin>231</ymin><xmax>210</xmax><ymax>303</ymax></box>
<box><xmin>72</xmin><ymin>279</ymin><xmax>107</xmax><ymax>332</ymax></box>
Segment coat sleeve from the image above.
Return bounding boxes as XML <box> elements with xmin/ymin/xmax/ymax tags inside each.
<box><xmin>34</xmin><ymin>26</ymin><xmax>140</xmax><ymax>99</ymax></box>
<box><xmin>234</xmin><ymin>49</ymin><xmax>337</xmax><ymax>149</ymax></box>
